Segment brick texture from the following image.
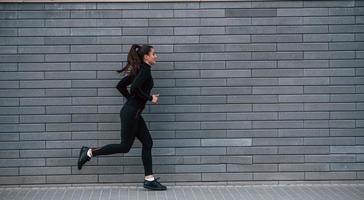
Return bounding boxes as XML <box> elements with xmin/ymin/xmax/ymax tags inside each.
<box><xmin>0</xmin><ymin>0</ymin><xmax>363</xmax><ymax>185</ymax></box>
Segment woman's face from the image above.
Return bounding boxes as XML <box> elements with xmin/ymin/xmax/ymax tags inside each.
<box><xmin>144</xmin><ymin>48</ymin><xmax>157</xmax><ymax>65</ymax></box>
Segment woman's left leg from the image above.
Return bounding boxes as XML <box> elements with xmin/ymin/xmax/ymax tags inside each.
<box><xmin>135</xmin><ymin>116</ymin><xmax>153</xmax><ymax>176</ymax></box>
<box><xmin>136</xmin><ymin>116</ymin><xmax>167</xmax><ymax>190</ymax></box>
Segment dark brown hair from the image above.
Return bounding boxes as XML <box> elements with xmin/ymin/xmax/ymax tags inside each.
<box><xmin>117</xmin><ymin>44</ymin><xmax>154</xmax><ymax>76</ymax></box>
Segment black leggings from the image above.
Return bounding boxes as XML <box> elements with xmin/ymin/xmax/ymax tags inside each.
<box><xmin>92</xmin><ymin>103</ymin><xmax>153</xmax><ymax>176</ymax></box>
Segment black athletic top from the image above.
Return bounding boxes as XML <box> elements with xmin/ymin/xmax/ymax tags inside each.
<box><xmin>116</xmin><ymin>62</ymin><xmax>154</xmax><ymax>109</ymax></box>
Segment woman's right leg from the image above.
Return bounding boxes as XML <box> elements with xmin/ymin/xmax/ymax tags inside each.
<box><xmin>92</xmin><ymin>105</ymin><xmax>139</xmax><ymax>156</ymax></box>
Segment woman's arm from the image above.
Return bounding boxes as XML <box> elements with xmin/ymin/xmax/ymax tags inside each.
<box><xmin>130</xmin><ymin>67</ymin><xmax>153</xmax><ymax>101</ymax></box>
<box><xmin>116</xmin><ymin>75</ymin><xmax>133</xmax><ymax>99</ymax></box>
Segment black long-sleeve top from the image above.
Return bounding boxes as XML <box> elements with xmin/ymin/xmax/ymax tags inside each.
<box><xmin>116</xmin><ymin>62</ymin><xmax>154</xmax><ymax>109</ymax></box>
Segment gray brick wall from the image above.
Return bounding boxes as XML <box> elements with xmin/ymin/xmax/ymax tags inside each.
<box><xmin>0</xmin><ymin>0</ymin><xmax>363</xmax><ymax>185</ymax></box>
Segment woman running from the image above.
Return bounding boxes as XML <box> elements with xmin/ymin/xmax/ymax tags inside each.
<box><xmin>77</xmin><ymin>44</ymin><xmax>167</xmax><ymax>191</ymax></box>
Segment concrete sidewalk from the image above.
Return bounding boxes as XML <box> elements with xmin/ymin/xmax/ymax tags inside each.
<box><xmin>0</xmin><ymin>184</ymin><xmax>363</xmax><ymax>200</ymax></box>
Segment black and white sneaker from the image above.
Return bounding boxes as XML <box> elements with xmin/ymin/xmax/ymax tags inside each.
<box><xmin>143</xmin><ymin>177</ymin><xmax>167</xmax><ymax>191</ymax></box>
<box><xmin>77</xmin><ymin>146</ymin><xmax>90</xmax><ymax>170</ymax></box>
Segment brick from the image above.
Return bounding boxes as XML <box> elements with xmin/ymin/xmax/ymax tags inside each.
<box><xmin>330</xmin><ymin>163</ymin><xmax>364</xmax><ymax>171</ymax></box>
<box><xmin>280</xmin><ymin>77</ymin><xmax>329</xmax><ymax>85</ymax></box>
<box><xmin>252</xmin><ymin>34</ymin><xmax>302</xmax><ymax>43</ymax></box>
<box><xmin>0</xmin><ymin>28</ymin><xmax>17</xmax><ymax>36</ymax></box>
<box><xmin>227</xmin><ymin>44</ymin><xmax>277</xmax><ymax>52</ymax></box>
<box><xmin>277</xmin><ymin>8</ymin><xmax>328</xmax><ymax>16</ymax></box>
<box><xmin>304</xmin><ymin>16</ymin><xmax>355</xmax><ymax>24</ymax></box>
<box><xmin>252</xmin><ymin>17</ymin><xmax>303</xmax><ymax>25</ymax></box>
<box><xmin>226</xmin><ymin>26</ymin><xmax>276</xmax><ymax>34</ymax></box>
<box><xmin>149</xmin><ymin>19</ymin><xmax>200</xmax><ymax>27</ymax></box>
<box><xmin>20</xmin><ymin>167</ymin><xmax>70</xmax><ymax>175</ymax></box>
<box><xmin>176</xmin><ymin>130</ymin><xmax>225</xmax><ymax>139</ymax></box>
<box><xmin>176</xmin><ymin>113</ymin><xmax>226</xmax><ymax>121</ymax></box>
<box><xmin>0</xmin><ymin>158</ymin><xmax>45</xmax><ymax>167</ymax></box>
<box><xmin>178</xmin><ymin>9</ymin><xmax>225</xmax><ymax>18</ymax></box>
<box><xmin>174</xmin><ymin>61</ymin><xmax>225</xmax><ymax>70</ymax></box>
<box><xmin>47</xmin><ymin>175</ymin><xmax>98</xmax><ymax>184</ymax></box>
<box><xmin>228</xmin><ymin>78</ymin><xmax>278</xmax><ymax>86</ymax></box>
<box><xmin>253</xmin><ymin>121</ymin><xmax>303</xmax><ymax>129</ymax></box>
<box><xmin>0</xmin><ymin>19</ymin><xmax>44</xmax><ymax>28</ymax></box>
<box><xmin>150</xmin><ymin>122</ymin><xmax>200</xmax><ymax>130</ymax></box>
<box><xmin>201</xmin><ymin>139</ymin><xmax>252</xmax><ymax>147</ymax></box>
<box><xmin>0</xmin><ymin>176</ymin><xmax>45</xmax><ymax>185</ymax></box>
<box><xmin>304</xmin><ymin>1</ymin><xmax>354</xmax><ymax>7</ymax></box>
<box><xmin>70</xmin><ymin>10</ymin><xmax>122</xmax><ymax>18</ymax></box>
<box><xmin>253</xmin><ymin>1</ymin><xmax>302</xmax><ymax>8</ymax></box>
<box><xmin>253</xmin><ymin>69</ymin><xmax>304</xmax><ymax>77</ymax></box>
<box><xmin>279</xmin><ymin>112</ymin><xmax>329</xmax><ymax>120</ymax></box>
<box><xmin>228</xmin><ymin>147</ymin><xmax>277</xmax><ymax>155</ymax></box>
<box><xmin>228</xmin><ymin>95</ymin><xmax>278</xmax><ymax>103</ymax></box>
<box><xmin>279</xmin><ymin>146</ymin><xmax>330</xmax><ymax>154</ymax></box>
<box><xmin>253</xmin><ymin>103</ymin><xmax>303</xmax><ymax>111</ymax></box>
<box><xmin>279</xmin><ymin>43</ymin><xmax>328</xmax><ymax>51</ymax></box>
<box><xmin>0</xmin><ymin>150</ymin><xmax>19</xmax><ymax>158</ymax></box>
<box><xmin>201</xmin><ymin>18</ymin><xmax>251</xmax><ymax>26</ymax></box>
<box><xmin>226</xmin><ymin>9</ymin><xmax>276</xmax><ymax>17</ymax></box>
<box><xmin>330</xmin><ymin>129</ymin><xmax>364</xmax><ymax>137</ymax></box>
<box><xmin>20</xmin><ymin>149</ymin><xmax>71</xmax><ymax>158</ymax></box>
<box><xmin>202</xmin><ymin>173</ymin><xmax>252</xmax><ymax>181</ymax></box>
<box><xmin>254</xmin><ymin>138</ymin><xmax>303</xmax><ymax>146</ymax></box>
<box><xmin>176</xmin><ymin>164</ymin><xmax>226</xmax><ymax>173</ymax></box>
<box><xmin>306</xmin><ymin>172</ymin><xmax>356</xmax><ymax>180</ymax></box>
<box><xmin>174</xmin><ymin>44</ymin><xmax>224</xmax><ymax>52</ymax></box>
<box><xmin>201</xmin><ymin>35</ymin><xmax>250</xmax><ymax>44</ymax></box>
<box><xmin>253</xmin><ymin>52</ymin><xmax>303</xmax><ymax>60</ymax></box>
<box><xmin>70</xmin><ymin>45</ymin><xmax>121</xmax><ymax>53</ymax></box>
<box><xmin>254</xmin><ymin>172</ymin><xmax>304</xmax><ymax>180</ymax></box>
<box><xmin>304</xmin><ymin>34</ymin><xmax>355</xmax><ymax>42</ymax></box>
<box><xmin>201</xmin><ymin>121</ymin><xmax>251</xmax><ymax>130</ymax></box>
<box><xmin>304</xmin><ymin>86</ymin><xmax>355</xmax><ymax>94</ymax></box>
<box><xmin>227</xmin><ymin>112</ymin><xmax>277</xmax><ymax>120</ymax></box>
<box><xmin>279</xmin><ymin>129</ymin><xmax>329</xmax><ymax>137</ymax></box>
<box><xmin>304</xmin><ymin>137</ymin><xmax>355</xmax><ymax>145</ymax></box>
<box><xmin>45</xmin><ymin>54</ymin><xmax>96</xmax><ymax>62</ymax></box>
<box><xmin>279</xmin><ymin>95</ymin><xmax>330</xmax><ymax>103</ymax></box>
<box><xmin>305</xmin><ymin>51</ymin><xmax>355</xmax><ymax>59</ymax></box>
<box><xmin>176</xmin><ymin>79</ymin><xmax>226</xmax><ymax>87</ymax></box>
<box><xmin>201</xmin><ymin>155</ymin><xmax>252</xmax><ymax>164</ymax></box>
<box><xmin>0</xmin><ymin>55</ymin><xmax>44</xmax><ymax>63</ymax></box>
<box><xmin>0</xmin><ymin>46</ymin><xmax>17</xmax><ymax>54</ymax></box>
<box><xmin>305</xmin><ymin>154</ymin><xmax>356</xmax><ymax>163</ymax></box>
<box><xmin>174</xmin><ymin>27</ymin><xmax>224</xmax><ymax>35</ymax></box>
<box><xmin>253</xmin><ymin>86</ymin><xmax>303</xmax><ymax>94</ymax></box>
<box><xmin>254</xmin><ymin>155</ymin><xmax>304</xmax><ymax>164</ymax></box>
<box><xmin>331</xmin><ymin>146</ymin><xmax>364</xmax><ymax>154</ymax></box>
<box><xmin>201</xmin><ymin>87</ymin><xmax>251</xmax><ymax>95</ymax></box>
<box><xmin>227</xmin><ymin>130</ymin><xmax>277</xmax><ymax>138</ymax></box>
<box><xmin>228</xmin><ymin>164</ymin><xmax>277</xmax><ymax>172</ymax></box>
<box><xmin>202</xmin><ymin>52</ymin><xmax>251</xmax><ymax>61</ymax></box>
<box><xmin>329</xmin><ymin>25</ymin><xmax>364</xmax><ymax>33</ymax></box>
<box><xmin>200</xmin><ymin>1</ymin><xmax>251</xmax><ymax>8</ymax></box>
<box><xmin>176</xmin><ymin>147</ymin><xmax>226</xmax><ymax>156</ymax></box>
<box><xmin>277</xmin><ymin>25</ymin><xmax>328</xmax><ymax>34</ymax></box>
<box><xmin>280</xmin><ymin>164</ymin><xmax>330</xmax><ymax>172</ymax></box>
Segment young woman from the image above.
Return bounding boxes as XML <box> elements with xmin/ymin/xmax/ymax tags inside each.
<box><xmin>77</xmin><ymin>44</ymin><xmax>167</xmax><ymax>191</ymax></box>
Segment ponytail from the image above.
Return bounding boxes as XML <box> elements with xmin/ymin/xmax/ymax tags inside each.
<box><xmin>117</xmin><ymin>44</ymin><xmax>141</xmax><ymax>76</ymax></box>
<box><xmin>117</xmin><ymin>44</ymin><xmax>154</xmax><ymax>76</ymax></box>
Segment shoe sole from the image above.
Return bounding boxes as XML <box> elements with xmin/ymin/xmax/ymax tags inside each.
<box><xmin>77</xmin><ymin>146</ymin><xmax>87</xmax><ymax>170</ymax></box>
<box><xmin>143</xmin><ymin>185</ymin><xmax>167</xmax><ymax>191</ymax></box>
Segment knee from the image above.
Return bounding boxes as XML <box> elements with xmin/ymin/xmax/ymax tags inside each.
<box><xmin>120</xmin><ymin>141</ymin><xmax>133</xmax><ymax>153</ymax></box>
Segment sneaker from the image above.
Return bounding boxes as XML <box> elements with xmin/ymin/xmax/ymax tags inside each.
<box><xmin>77</xmin><ymin>146</ymin><xmax>90</xmax><ymax>170</ymax></box>
<box><xmin>143</xmin><ymin>177</ymin><xmax>167</xmax><ymax>191</ymax></box>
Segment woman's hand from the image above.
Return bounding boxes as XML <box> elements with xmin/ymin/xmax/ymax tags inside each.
<box><xmin>151</xmin><ymin>94</ymin><xmax>159</xmax><ymax>104</ymax></box>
